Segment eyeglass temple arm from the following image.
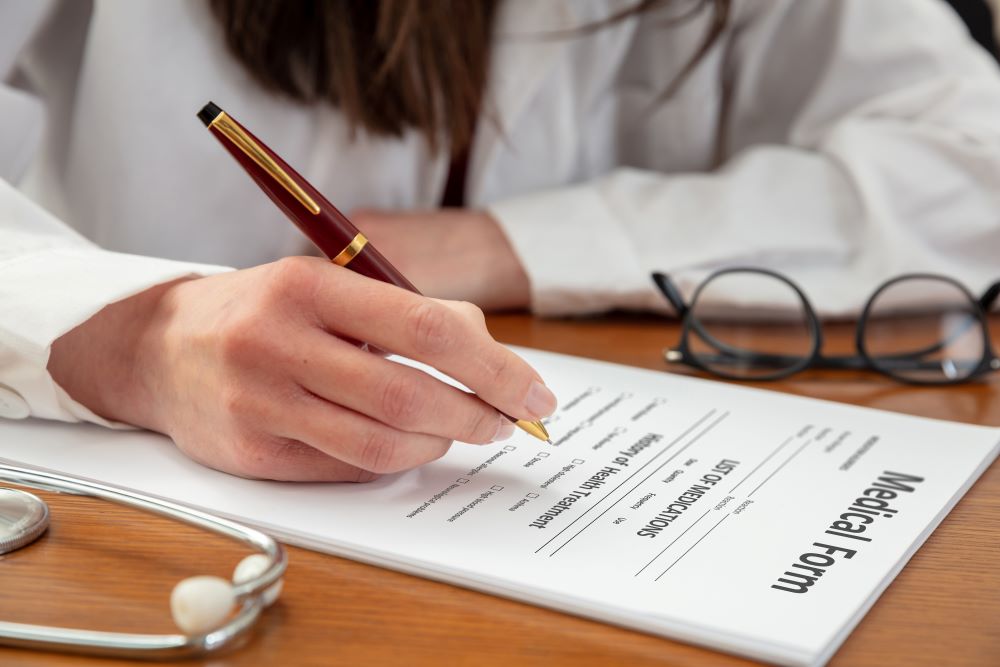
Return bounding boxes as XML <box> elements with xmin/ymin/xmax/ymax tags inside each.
<box><xmin>810</xmin><ymin>354</ymin><xmax>982</xmax><ymax>372</ymax></box>
<box><xmin>689</xmin><ymin>350</ymin><xmax>983</xmax><ymax>373</ymax></box>
<box><xmin>656</xmin><ymin>274</ymin><xmax>997</xmax><ymax>372</ymax></box>
<box><xmin>682</xmin><ymin>314</ymin><xmax>983</xmax><ymax>372</ymax></box>
<box><xmin>676</xmin><ymin>326</ymin><xmax>869</xmax><ymax>369</ymax></box>
<box><xmin>713</xmin><ymin>351</ymin><xmax>869</xmax><ymax>370</ymax></box>
<box><xmin>688</xmin><ymin>298</ymin><xmax>983</xmax><ymax>366</ymax></box>
<box><xmin>651</xmin><ymin>273</ymin><xmax>689</xmax><ymax>317</ymax></box>
<box><xmin>980</xmin><ymin>281</ymin><xmax>1000</xmax><ymax>312</ymax></box>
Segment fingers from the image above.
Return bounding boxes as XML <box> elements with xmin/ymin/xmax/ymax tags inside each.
<box><xmin>276</xmin><ymin>392</ymin><xmax>454</xmax><ymax>475</ymax></box>
<box><xmin>175</xmin><ymin>367</ymin><xmax>454</xmax><ymax>482</ymax></box>
<box><xmin>310</xmin><ymin>266</ymin><xmax>557</xmax><ymax>421</ymax></box>
<box><xmin>222</xmin><ymin>437</ymin><xmax>382</xmax><ymax>483</ymax></box>
<box><xmin>153</xmin><ymin>258</ymin><xmax>522</xmax><ymax>483</ymax></box>
<box><xmin>293</xmin><ymin>330</ymin><xmax>515</xmax><ymax>444</ymax></box>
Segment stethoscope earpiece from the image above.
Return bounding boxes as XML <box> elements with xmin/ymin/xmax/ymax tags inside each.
<box><xmin>171</xmin><ymin>576</ymin><xmax>237</xmax><ymax>636</ymax></box>
<box><xmin>170</xmin><ymin>554</ymin><xmax>285</xmax><ymax>635</ymax></box>
<box><xmin>0</xmin><ymin>463</ymin><xmax>286</xmax><ymax>659</ymax></box>
<box><xmin>233</xmin><ymin>553</ymin><xmax>284</xmax><ymax>607</ymax></box>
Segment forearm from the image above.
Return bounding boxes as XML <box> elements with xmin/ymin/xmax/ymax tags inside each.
<box><xmin>0</xmin><ymin>178</ymin><xmax>233</xmax><ymax>425</ymax></box>
<box><xmin>47</xmin><ymin>278</ymin><xmax>190</xmax><ymax>432</ymax></box>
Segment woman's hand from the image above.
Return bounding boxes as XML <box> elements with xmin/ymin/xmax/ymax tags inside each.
<box><xmin>351</xmin><ymin>209</ymin><xmax>531</xmax><ymax>311</ymax></box>
<box><xmin>47</xmin><ymin>257</ymin><xmax>556</xmax><ymax>481</ymax></box>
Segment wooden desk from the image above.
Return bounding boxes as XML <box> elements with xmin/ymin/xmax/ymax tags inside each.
<box><xmin>1</xmin><ymin>315</ymin><xmax>997</xmax><ymax>667</ymax></box>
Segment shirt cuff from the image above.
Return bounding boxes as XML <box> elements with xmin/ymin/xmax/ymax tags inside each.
<box><xmin>0</xmin><ymin>246</ymin><xmax>232</xmax><ymax>425</ymax></box>
<box><xmin>488</xmin><ymin>180</ymin><xmax>662</xmax><ymax>316</ymax></box>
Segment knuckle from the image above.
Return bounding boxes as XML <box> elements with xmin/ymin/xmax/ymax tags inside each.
<box><xmin>483</xmin><ymin>350</ymin><xmax>511</xmax><ymax>385</ymax></box>
<box><xmin>455</xmin><ymin>300</ymin><xmax>487</xmax><ymax>325</ymax></box>
<box><xmin>218</xmin><ymin>327</ymin><xmax>261</xmax><ymax>365</ymax></box>
<box><xmin>357</xmin><ymin>428</ymin><xmax>402</xmax><ymax>474</ymax></box>
<box><xmin>406</xmin><ymin>301</ymin><xmax>456</xmax><ymax>357</ymax></box>
<box><xmin>462</xmin><ymin>408</ymin><xmax>496</xmax><ymax>444</ymax></box>
<box><xmin>219</xmin><ymin>385</ymin><xmax>255</xmax><ymax>418</ymax></box>
<box><xmin>270</xmin><ymin>255</ymin><xmax>313</xmax><ymax>286</ymax></box>
<box><xmin>379</xmin><ymin>374</ymin><xmax>424</xmax><ymax>427</ymax></box>
<box><xmin>215</xmin><ymin>306</ymin><xmax>283</xmax><ymax>365</ymax></box>
<box><xmin>265</xmin><ymin>256</ymin><xmax>318</xmax><ymax>303</ymax></box>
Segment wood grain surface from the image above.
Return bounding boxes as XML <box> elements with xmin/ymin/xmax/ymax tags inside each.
<box><xmin>0</xmin><ymin>314</ymin><xmax>997</xmax><ymax>666</ymax></box>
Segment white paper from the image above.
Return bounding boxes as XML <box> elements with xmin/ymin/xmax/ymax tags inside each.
<box><xmin>0</xmin><ymin>348</ymin><xmax>996</xmax><ymax>666</ymax></box>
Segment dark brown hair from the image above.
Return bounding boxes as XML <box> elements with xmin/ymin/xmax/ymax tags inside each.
<box><xmin>209</xmin><ymin>0</ymin><xmax>729</xmax><ymax>156</ymax></box>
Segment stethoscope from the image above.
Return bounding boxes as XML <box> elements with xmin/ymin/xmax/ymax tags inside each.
<box><xmin>0</xmin><ymin>461</ymin><xmax>286</xmax><ymax>660</ymax></box>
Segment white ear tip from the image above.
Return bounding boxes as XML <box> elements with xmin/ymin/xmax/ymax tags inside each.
<box><xmin>233</xmin><ymin>554</ymin><xmax>283</xmax><ymax>607</ymax></box>
<box><xmin>170</xmin><ymin>576</ymin><xmax>235</xmax><ymax>635</ymax></box>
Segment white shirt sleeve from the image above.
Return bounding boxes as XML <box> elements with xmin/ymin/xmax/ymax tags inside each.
<box><xmin>0</xmin><ymin>180</ymin><xmax>232</xmax><ymax>425</ymax></box>
<box><xmin>489</xmin><ymin>0</ymin><xmax>1000</xmax><ymax>317</ymax></box>
<box><xmin>0</xmin><ymin>3</ymin><xmax>230</xmax><ymax>425</ymax></box>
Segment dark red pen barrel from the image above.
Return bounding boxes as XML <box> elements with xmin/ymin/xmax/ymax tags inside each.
<box><xmin>347</xmin><ymin>245</ymin><xmax>419</xmax><ymax>293</ymax></box>
<box><xmin>206</xmin><ymin>120</ymin><xmax>418</xmax><ymax>294</ymax></box>
<box><xmin>202</xmin><ymin>104</ymin><xmax>538</xmax><ymax>437</ymax></box>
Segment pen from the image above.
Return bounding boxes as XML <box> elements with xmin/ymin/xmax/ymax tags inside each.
<box><xmin>196</xmin><ymin>101</ymin><xmax>551</xmax><ymax>443</ymax></box>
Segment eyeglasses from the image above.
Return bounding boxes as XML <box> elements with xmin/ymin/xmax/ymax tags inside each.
<box><xmin>652</xmin><ymin>268</ymin><xmax>1000</xmax><ymax>385</ymax></box>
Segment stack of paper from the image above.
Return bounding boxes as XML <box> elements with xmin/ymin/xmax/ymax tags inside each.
<box><xmin>1</xmin><ymin>348</ymin><xmax>996</xmax><ymax>666</ymax></box>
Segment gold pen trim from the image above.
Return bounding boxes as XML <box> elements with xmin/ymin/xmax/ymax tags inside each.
<box><xmin>331</xmin><ymin>233</ymin><xmax>368</xmax><ymax>267</ymax></box>
<box><xmin>209</xmin><ymin>112</ymin><xmax>321</xmax><ymax>215</ymax></box>
<box><xmin>515</xmin><ymin>419</ymin><xmax>551</xmax><ymax>443</ymax></box>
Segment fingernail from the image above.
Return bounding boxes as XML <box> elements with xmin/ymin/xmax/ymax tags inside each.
<box><xmin>491</xmin><ymin>418</ymin><xmax>515</xmax><ymax>442</ymax></box>
<box><xmin>524</xmin><ymin>381</ymin><xmax>557</xmax><ymax>418</ymax></box>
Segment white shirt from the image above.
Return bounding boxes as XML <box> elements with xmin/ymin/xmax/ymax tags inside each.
<box><xmin>2</xmin><ymin>0</ymin><xmax>999</xmax><ymax>425</ymax></box>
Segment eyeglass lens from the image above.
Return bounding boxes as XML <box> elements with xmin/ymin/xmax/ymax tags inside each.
<box><xmin>863</xmin><ymin>277</ymin><xmax>985</xmax><ymax>382</ymax></box>
<box><xmin>687</xmin><ymin>272</ymin><xmax>815</xmax><ymax>379</ymax></box>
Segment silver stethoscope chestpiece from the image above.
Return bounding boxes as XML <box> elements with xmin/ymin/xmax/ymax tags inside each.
<box><xmin>0</xmin><ymin>487</ymin><xmax>50</xmax><ymax>555</ymax></box>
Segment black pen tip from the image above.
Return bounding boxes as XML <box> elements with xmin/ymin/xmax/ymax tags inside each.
<box><xmin>197</xmin><ymin>101</ymin><xmax>223</xmax><ymax>127</ymax></box>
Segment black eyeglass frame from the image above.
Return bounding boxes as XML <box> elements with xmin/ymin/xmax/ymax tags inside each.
<box><xmin>652</xmin><ymin>268</ymin><xmax>1000</xmax><ymax>385</ymax></box>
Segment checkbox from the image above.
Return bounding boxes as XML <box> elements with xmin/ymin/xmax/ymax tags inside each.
<box><xmin>572</xmin><ymin>458</ymin><xmax>585</xmax><ymax>465</ymax></box>
<box><xmin>456</xmin><ymin>478</ymin><xmax>470</xmax><ymax>484</ymax></box>
<box><xmin>491</xmin><ymin>485</ymin><xmax>504</xmax><ymax>491</ymax></box>
<box><xmin>538</xmin><ymin>451</ymin><xmax>550</xmax><ymax>458</ymax></box>
<box><xmin>526</xmin><ymin>492</ymin><xmax>540</xmax><ymax>499</ymax></box>
<box><xmin>503</xmin><ymin>445</ymin><xmax>516</xmax><ymax>452</ymax></box>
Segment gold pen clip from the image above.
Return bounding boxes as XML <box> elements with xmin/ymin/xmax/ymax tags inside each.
<box><xmin>209</xmin><ymin>112</ymin><xmax>321</xmax><ymax>215</ymax></box>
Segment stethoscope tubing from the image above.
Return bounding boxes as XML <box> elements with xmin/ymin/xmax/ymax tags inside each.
<box><xmin>0</xmin><ymin>459</ymin><xmax>287</xmax><ymax>660</ymax></box>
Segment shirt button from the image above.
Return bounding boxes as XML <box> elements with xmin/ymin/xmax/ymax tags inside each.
<box><xmin>0</xmin><ymin>385</ymin><xmax>30</xmax><ymax>419</ymax></box>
